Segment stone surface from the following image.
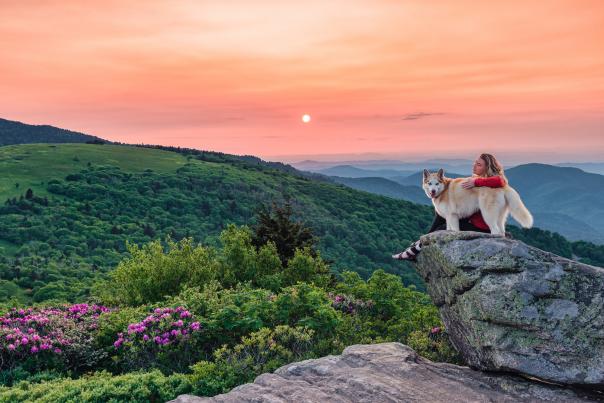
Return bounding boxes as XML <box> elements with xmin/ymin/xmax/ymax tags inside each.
<box><xmin>415</xmin><ymin>230</ymin><xmax>604</xmax><ymax>387</ymax></box>
<box><xmin>170</xmin><ymin>343</ymin><xmax>602</xmax><ymax>402</ymax></box>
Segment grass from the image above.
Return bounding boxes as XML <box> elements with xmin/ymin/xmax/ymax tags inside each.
<box><xmin>0</xmin><ymin>143</ymin><xmax>192</xmax><ymax>199</ymax></box>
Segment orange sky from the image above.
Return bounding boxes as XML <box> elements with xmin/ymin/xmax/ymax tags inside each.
<box><xmin>1</xmin><ymin>0</ymin><xmax>603</xmax><ymax>162</ymax></box>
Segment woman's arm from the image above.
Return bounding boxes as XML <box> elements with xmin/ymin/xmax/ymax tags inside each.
<box><xmin>474</xmin><ymin>176</ymin><xmax>506</xmax><ymax>188</ymax></box>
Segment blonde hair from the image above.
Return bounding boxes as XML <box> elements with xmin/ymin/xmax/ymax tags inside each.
<box><xmin>476</xmin><ymin>153</ymin><xmax>508</xmax><ymax>185</ymax></box>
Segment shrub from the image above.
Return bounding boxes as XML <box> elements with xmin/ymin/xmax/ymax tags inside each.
<box><xmin>113</xmin><ymin>306</ymin><xmax>203</xmax><ymax>373</ymax></box>
<box><xmin>407</xmin><ymin>327</ymin><xmax>462</xmax><ymax>364</ymax></box>
<box><xmin>0</xmin><ymin>304</ymin><xmax>110</xmax><ymax>381</ymax></box>
<box><xmin>189</xmin><ymin>325</ymin><xmax>315</xmax><ymax>396</ymax></box>
<box><xmin>106</xmin><ymin>237</ymin><xmax>219</xmax><ymax>306</ymax></box>
<box><xmin>0</xmin><ymin>370</ymin><xmax>191</xmax><ymax>402</ymax></box>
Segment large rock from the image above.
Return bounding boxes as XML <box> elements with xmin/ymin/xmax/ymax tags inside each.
<box><xmin>415</xmin><ymin>231</ymin><xmax>604</xmax><ymax>387</ymax></box>
<box><xmin>171</xmin><ymin>343</ymin><xmax>601</xmax><ymax>402</ymax></box>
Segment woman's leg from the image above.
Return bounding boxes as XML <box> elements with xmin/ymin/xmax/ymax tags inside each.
<box><xmin>392</xmin><ymin>239</ymin><xmax>422</xmax><ymax>261</ymax></box>
<box><xmin>427</xmin><ymin>213</ymin><xmax>447</xmax><ymax>233</ymax></box>
<box><xmin>458</xmin><ymin>219</ymin><xmax>513</xmax><ymax>238</ymax></box>
<box><xmin>393</xmin><ymin>213</ymin><xmax>447</xmax><ymax>261</ymax></box>
<box><xmin>458</xmin><ymin>218</ymin><xmax>491</xmax><ymax>233</ymax></box>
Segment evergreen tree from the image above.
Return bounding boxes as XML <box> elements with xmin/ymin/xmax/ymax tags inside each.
<box><xmin>251</xmin><ymin>199</ymin><xmax>318</xmax><ymax>266</ymax></box>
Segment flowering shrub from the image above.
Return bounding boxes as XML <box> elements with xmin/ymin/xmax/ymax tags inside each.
<box><xmin>328</xmin><ymin>292</ymin><xmax>374</xmax><ymax>315</ymax></box>
<box><xmin>0</xmin><ymin>304</ymin><xmax>110</xmax><ymax>374</ymax></box>
<box><xmin>406</xmin><ymin>327</ymin><xmax>462</xmax><ymax>364</ymax></box>
<box><xmin>113</xmin><ymin>306</ymin><xmax>203</xmax><ymax>372</ymax></box>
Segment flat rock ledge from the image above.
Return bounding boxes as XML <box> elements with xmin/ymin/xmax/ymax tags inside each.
<box><xmin>170</xmin><ymin>343</ymin><xmax>602</xmax><ymax>402</ymax></box>
<box><xmin>415</xmin><ymin>231</ymin><xmax>604</xmax><ymax>388</ymax></box>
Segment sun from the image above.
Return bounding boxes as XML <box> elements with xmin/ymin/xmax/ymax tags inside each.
<box><xmin>301</xmin><ymin>114</ymin><xmax>311</xmax><ymax>123</ymax></box>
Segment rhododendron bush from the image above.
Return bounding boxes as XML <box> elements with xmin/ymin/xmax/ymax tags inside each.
<box><xmin>0</xmin><ymin>304</ymin><xmax>110</xmax><ymax>373</ymax></box>
<box><xmin>113</xmin><ymin>306</ymin><xmax>203</xmax><ymax>372</ymax></box>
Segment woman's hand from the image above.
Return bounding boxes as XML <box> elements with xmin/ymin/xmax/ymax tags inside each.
<box><xmin>461</xmin><ymin>178</ymin><xmax>476</xmax><ymax>189</ymax></box>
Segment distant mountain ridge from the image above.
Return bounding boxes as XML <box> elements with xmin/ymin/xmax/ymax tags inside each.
<box><xmin>316</xmin><ymin>165</ymin><xmax>415</xmax><ymax>178</ymax></box>
<box><xmin>293</xmin><ymin>160</ymin><xmax>474</xmax><ymax>175</ymax></box>
<box><xmin>505</xmin><ymin>163</ymin><xmax>604</xmax><ymax>244</ymax></box>
<box><xmin>328</xmin><ymin>176</ymin><xmax>429</xmax><ymax>205</ymax></box>
<box><xmin>0</xmin><ymin>117</ymin><xmax>107</xmax><ymax>145</ymax></box>
<box><xmin>556</xmin><ymin>162</ymin><xmax>604</xmax><ymax>175</ymax></box>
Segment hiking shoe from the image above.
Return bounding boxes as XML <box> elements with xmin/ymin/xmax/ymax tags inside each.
<box><xmin>392</xmin><ymin>240</ymin><xmax>421</xmax><ymax>261</ymax></box>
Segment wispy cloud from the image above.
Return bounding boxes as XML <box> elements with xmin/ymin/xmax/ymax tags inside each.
<box><xmin>401</xmin><ymin>112</ymin><xmax>446</xmax><ymax>121</ymax></box>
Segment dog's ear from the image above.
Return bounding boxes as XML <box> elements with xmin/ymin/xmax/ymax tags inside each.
<box><xmin>437</xmin><ymin>168</ymin><xmax>444</xmax><ymax>179</ymax></box>
<box><xmin>423</xmin><ymin>169</ymin><xmax>430</xmax><ymax>181</ymax></box>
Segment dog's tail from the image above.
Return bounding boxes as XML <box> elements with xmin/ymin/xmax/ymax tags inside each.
<box><xmin>504</xmin><ymin>186</ymin><xmax>533</xmax><ymax>228</ymax></box>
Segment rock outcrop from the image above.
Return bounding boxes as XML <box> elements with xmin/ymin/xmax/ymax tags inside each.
<box><xmin>171</xmin><ymin>343</ymin><xmax>601</xmax><ymax>402</ymax></box>
<box><xmin>415</xmin><ymin>231</ymin><xmax>604</xmax><ymax>387</ymax></box>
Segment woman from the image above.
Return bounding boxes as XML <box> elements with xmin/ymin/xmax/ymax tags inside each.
<box><xmin>392</xmin><ymin>153</ymin><xmax>510</xmax><ymax>261</ymax></box>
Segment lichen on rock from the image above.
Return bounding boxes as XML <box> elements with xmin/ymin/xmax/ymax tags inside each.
<box><xmin>415</xmin><ymin>230</ymin><xmax>604</xmax><ymax>387</ymax></box>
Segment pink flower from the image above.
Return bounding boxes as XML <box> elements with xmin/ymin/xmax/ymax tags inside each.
<box><xmin>7</xmin><ymin>344</ymin><xmax>15</xmax><ymax>350</ymax></box>
<box><xmin>21</xmin><ymin>337</ymin><xmax>28</xmax><ymax>345</ymax></box>
<box><xmin>30</xmin><ymin>346</ymin><xmax>39</xmax><ymax>353</ymax></box>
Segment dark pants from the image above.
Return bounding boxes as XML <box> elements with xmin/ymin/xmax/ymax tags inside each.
<box><xmin>427</xmin><ymin>213</ymin><xmax>490</xmax><ymax>234</ymax></box>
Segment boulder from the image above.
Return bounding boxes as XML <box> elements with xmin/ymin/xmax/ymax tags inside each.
<box><xmin>170</xmin><ymin>343</ymin><xmax>601</xmax><ymax>402</ymax></box>
<box><xmin>415</xmin><ymin>231</ymin><xmax>604</xmax><ymax>387</ymax></box>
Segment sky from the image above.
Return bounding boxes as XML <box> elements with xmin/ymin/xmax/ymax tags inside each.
<box><xmin>1</xmin><ymin>0</ymin><xmax>603</xmax><ymax>163</ymax></box>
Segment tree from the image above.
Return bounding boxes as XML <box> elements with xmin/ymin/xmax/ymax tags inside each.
<box><xmin>25</xmin><ymin>188</ymin><xmax>34</xmax><ymax>200</ymax></box>
<box><xmin>251</xmin><ymin>199</ymin><xmax>318</xmax><ymax>267</ymax></box>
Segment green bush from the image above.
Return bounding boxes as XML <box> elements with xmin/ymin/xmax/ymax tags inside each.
<box><xmin>105</xmin><ymin>237</ymin><xmax>218</xmax><ymax>306</ymax></box>
<box><xmin>189</xmin><ymin>325</ymin><xmax>315</xmax><ymax>396</ymax></box>
<box><xmin>0</xmin><ymin>370</ymin><xmax>191</xmax><ymax>402</ymax></box>
<box><xmin>407</xmin><ymin>329</ymin><xmax>462</xmax><ymax>364</ymax></box>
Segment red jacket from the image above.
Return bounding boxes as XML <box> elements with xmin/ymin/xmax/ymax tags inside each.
<box><xmin>468</xmin><ymin>176</ymin><xmax>506</xmax><ymax>230</ymax></box>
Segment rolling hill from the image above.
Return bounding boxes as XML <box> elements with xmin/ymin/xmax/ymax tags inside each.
<box><xmin>328</xmin><ymin>176</ymin><xmax>430</xmax><ymax>205</ymax></box>
<box><xmin>315</xmin><ymin>165</ymin><xmax>414</xmax><ymax>178</ymax></box>
<box><xmin>0</xmin><ymin>143</ymin><xmax>434</xmax><ymax>303</ymax></box>
<box><xmin>1</xmin><ymin>143</ymin><xmax>602</xmax><ymax>305</ymax></box>
<box><xmin>0</xmin><ymin>117</ymin><xmax>106</xmax><ymax>146</ymax></box>
<box><xmin>505</xmin><ymin>163</ymin><xmax>604</xmax><ymax>244</ymax></box>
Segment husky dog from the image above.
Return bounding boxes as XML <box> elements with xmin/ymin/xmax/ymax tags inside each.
<box><xmin>422</xmin><ymin>169</ymin><xmax>533</xmax><ymax>235</ymax></box>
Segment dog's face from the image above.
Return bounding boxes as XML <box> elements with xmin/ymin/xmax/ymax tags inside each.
<box><xmin>422</xmin><ymin>169</ymin><xmax>445</xmax><ymax>199</ymax></box>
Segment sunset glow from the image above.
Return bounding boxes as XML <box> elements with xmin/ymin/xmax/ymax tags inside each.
<box><xmin>1</xmin><ymin>1</ymin><xmax>603</xmax><ymax>162</ymax></box>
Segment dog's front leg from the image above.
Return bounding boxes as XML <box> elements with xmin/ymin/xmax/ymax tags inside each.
<box><xmin>446</xmin><ymin>214</ymin><xmax>460</xmax><ymax>231</ymax></box>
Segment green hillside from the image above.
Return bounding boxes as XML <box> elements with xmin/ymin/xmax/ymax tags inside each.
<box><xmin>0</xmin><ymin>144</ymin><xmax>189</xmax><ymax>199</ymax></box>
<box><xmin>0</xmin><ymin>143</ymin><xmax>433</xmax><ymax>303</ymax></box>
<box><xmin>2</xmin><ymin>144</ymin><xmax>602</xmax><ymax>305</ymax></box>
